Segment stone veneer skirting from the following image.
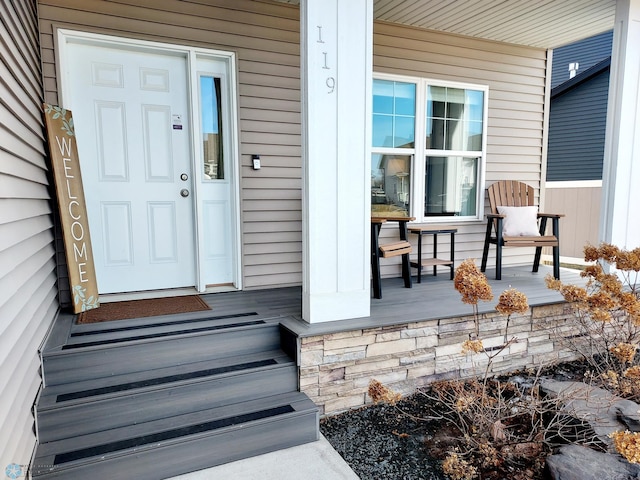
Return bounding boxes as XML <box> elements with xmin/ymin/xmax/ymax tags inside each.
<box><xmin>300</xmin><ymin>303</ymin><xmax>580</xmax><ymax>415</ymax></box>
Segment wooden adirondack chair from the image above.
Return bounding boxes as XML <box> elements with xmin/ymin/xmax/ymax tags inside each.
<box><xmin>480</xmin><ymin>181</ymin><xmax>563</xmax><ymax>280</ymax></box>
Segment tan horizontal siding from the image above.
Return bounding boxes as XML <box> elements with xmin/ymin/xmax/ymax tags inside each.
<box><xmin>239</xmin><ymin>96</ymin><xmax>301</xmax><ymax>113</ymax></box>
<box><xmin>241</xmin><ymin>131</ymin><xmax>301</xmax><ymax>147</ymax></box>
<box><xmin>245</xmin><ymin>262</ymin><xmax>302</xmax><ymax>276</ymax></box>
<box><xmin>0</xmin><ymin>0</ymin><xmax>58</xmax><ymax>471</ymax></box>
<box><xmin>489</xmin><ymin>117</ymin><xmax>542</xmax><ymax>131</ymax></box>
<box><xmin>240</xmin><ymin>120</ymin><xmax>301</xmax><ymax>135</ymax></box>
<box><xmin>247</xmin><ymin>251</ymin><xmax>303</xmax><ymax>265</ymax></box>
<box><xmin>240</xmin><ymin>161</ymin><xmax>301</xmax><ymax>174</ymax></box>
<box><xmin>240</xmin><ymin>72</ymin><xmax>300</xmax><ymax>90</ymax></box>
<box><xmin>244</xmin><ymin>242</ymin><xmax>302</xmax><ymax>255</ymax></box>
<box><xmin>243</xmin><ymin>272</ymin><xmax>302</xmax><ymax>289</ymax></box>
<box><xmin>244</xmin><ymin>210</ymin><xmax>302</xmax><ymax>222</ymax></box>
<box><xmin>489</xmin><ymin>127</ymin><xmax>541</xmax><ymax>140</ymax></box>
<box><xmin>241</xmin><ymin>177</ymin><xmax>301</xmax><ymax>190</ymax></box>
<box><xmin>38</xmin><ymin>0</ymin><xmax>304</xmax><ymax>290</ymax></box>
<box><xmin>243</xmin><ymin>231</ymin><xmax>301</xmax><ymax>244</ymax></box>
<box><xmin>239</xmin><ymin>143</ymin><xmax>301</xmax><ymax>157</ymax></box>
<box><xmin>239</xmin><ymin>84</ymin><xmax>300</xmax><ymax>103</ymax></box>
<box><xmin>243</xmin><ymin>199</ymin><xmax>301</xmax><ymax>210</ymax></box>
<box><xmin>244</xmin><ymin>221</ymin><xmax>300</xmax><ymax>234</ymax></box>
<box><xmin>240</xmin><ymin>109</ymin><xmax>300</xmax><ymax>124</ymax></box>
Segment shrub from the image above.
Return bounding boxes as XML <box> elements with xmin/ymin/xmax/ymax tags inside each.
<box><xmin>546</xmin><ymin>243</ymin><xmax>640</xmax><ymax>401</ymax></box>
<box><xmin>547</xmin><ymin>243</ymin><xmax>640</xmax><ymax>463</ymax></box>
<box><xmin>372</xmin><ymin>260</ymin><xmax>567</xmax><ymax>479</ymax></box>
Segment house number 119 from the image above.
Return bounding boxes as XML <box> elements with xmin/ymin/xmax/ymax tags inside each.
<box><xmin>317</xmin><ymin>25</ymin><xmax>335</xmax><ymax>94</ymax></box>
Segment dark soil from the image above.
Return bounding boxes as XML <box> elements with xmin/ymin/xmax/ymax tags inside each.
<box><xmin>320</xmin><ymin>361</ymin><xmax>591</xmax><ymax>480</ymax></box>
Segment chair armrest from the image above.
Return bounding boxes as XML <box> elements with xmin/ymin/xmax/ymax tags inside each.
<box><xmin>537</xmin><ymin>212</ymin><xmax>564</xmax><ymax>218</ymax></box>
<box><xmin>486</xmin><ymin>213</ymin><xmax>505</xmax><ymax>219</ymax></box>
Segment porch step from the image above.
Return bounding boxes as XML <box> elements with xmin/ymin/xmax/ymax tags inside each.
<box><xmin>33</xmin><ymin>311</ymin><xmax>318</xmax><ymax>479</ymax></box>
<box><xmin>41</xmin><ymin>314</ymin><xmax>282</xmax><ymax>386</ymax></box>
<box><xmin>32</xmin><ymin>391</ymin><xmax>318</xmax><ymax>479</ymax></box>
<box><xmin>35</xmin><ymin>350</ymin><xmax>296</xmax><ymax>443</ymax></box>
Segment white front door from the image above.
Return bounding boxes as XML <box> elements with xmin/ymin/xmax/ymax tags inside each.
<box><xmin>65</xmin><ymin>42</ymin><xmax>196</xmax><ymax>293</ymax></box>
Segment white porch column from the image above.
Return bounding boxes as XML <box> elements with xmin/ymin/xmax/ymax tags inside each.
<box><xmin>300</xmin><ymin>0</ymin><xmax>373</xmax><ymax>323</ymax></box>
<box><xmin>601</xmin><ymin>0</ymin><xmax>640</xmax><ymax>250</ymax></box>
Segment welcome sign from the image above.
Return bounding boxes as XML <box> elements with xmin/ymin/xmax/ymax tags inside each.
<box><xmin>43</xmin><ymin>104</ymin><xmax>99</xmax><ymax>313</ymax></box>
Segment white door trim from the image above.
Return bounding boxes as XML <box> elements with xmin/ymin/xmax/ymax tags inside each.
<box><xmin>56</xmin><ymin>28</ymin><xmax>243</xmax><ymax>295</ymax></box>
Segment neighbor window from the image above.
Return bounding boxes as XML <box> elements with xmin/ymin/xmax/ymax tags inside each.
<box><xmin>372</xmin><ymin>75</ymin><xmax>487</xmax><ymax>221</ymax></box>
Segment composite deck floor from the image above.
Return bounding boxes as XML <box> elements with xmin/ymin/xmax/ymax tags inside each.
<box><xmin>200</xmin><ymin>265</ymin><xmax>585</xmax><ymax>338</ymax></box>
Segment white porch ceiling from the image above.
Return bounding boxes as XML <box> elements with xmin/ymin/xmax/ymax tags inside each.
<box><xmin>273</xmin><ymin>0</ymin><xmax>616</xmax><ymax>49</ymax></box>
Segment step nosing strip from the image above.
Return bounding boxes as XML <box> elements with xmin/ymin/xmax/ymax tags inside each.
<box><xmin>52</xmin><ymin>404</ymin><xmax>295</xmax><ymax>465</ymax></box>
<box><xmin>70</xmin><ymin>312</ymin><xmax>260</xmax><ymax>337</ymax></box>
<box><xmin>62</xmin><ymin>320</ymin><xmax>267</xmax><ymax>350</ymax></box>
<box><xmin>55</xmin><ymin>359</ymin><xmax>280</xmax><ymax>403</ymax></box>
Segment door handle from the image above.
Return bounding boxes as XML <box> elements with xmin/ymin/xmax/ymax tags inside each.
<box><xmin>180</xmin><ymin>189</ymin><xmax>189</xmax><ymax>197</ymax></box>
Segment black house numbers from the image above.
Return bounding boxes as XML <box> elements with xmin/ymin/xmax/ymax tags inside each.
<box><xmin>317</xmin><ymin>25</ymin><xmax>335</xmax><ymax>94</ymax></box>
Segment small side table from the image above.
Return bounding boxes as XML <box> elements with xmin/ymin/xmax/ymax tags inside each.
<box><xmin>408</xmin><ymin>225</ymin><xmax>457</xmax><ymax>283</ymax></box>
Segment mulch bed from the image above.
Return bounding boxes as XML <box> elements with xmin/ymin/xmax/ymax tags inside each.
<box><xmin>321</xmin><ymin>394</ymin><xmax>448</xmax><ymax>479</ymax></box>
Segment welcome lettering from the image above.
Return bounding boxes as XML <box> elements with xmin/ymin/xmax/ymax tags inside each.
<box><xmin>56</xmin><ymin>135</ymin><xmax>89</xmax><ymax>283</ymax></box>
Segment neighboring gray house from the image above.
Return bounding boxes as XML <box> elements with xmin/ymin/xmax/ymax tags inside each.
<box><xmin>545</xmin><ymin>31</ymin><xmax>613</xmax><ymax>260</ymax></box>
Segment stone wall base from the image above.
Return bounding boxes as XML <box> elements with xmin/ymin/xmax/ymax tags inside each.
<box><xmin>301</xmin><ymin>302</ymin><xmax>581</xmax><ymax>415</ymax></box>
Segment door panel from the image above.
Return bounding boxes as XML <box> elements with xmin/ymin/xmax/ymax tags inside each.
<box><xmin>66</xmin><ymin>42</ymin><xmax>196</xmax><ymax>294</ymax></box>
<box><xmin>101</xmin><ymin>202</ymin><xmax>133</xmax><ymax>265</ymax></box>
<box><xmin>148</xmin><ymin>202</ymin><xmax>178</xmax><ymax>262</ymax></box>
<box><xmin>142</xmin><ymin>105</ymin><xmax>173</xmax><ymax>181</ymax></box>
<box><xmin>95</xmin><ymin>102</ymin><xmax>128</xmax><ymax>180</ymax></box>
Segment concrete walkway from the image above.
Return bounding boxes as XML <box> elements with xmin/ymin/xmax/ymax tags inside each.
<box><xmin>166</xmin><ymin>435</ymin><xmax>359</xmax><ymax>480</ymax></box>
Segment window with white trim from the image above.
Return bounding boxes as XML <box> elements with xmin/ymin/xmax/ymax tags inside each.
<box><xmin>372</xmin><ymin>75</ymin><xmax>488</xmax><ymax>221</ymax></box>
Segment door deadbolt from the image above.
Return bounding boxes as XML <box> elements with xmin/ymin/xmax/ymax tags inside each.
<box><xmin>180</xmin><ymin>173</ymin><xmax>188</xmax><ymax>181</ymax></box>
<box><xmin>180</xmin><ymin>189</ymin><xmax>190</xmax><ymax>197</ymax></box>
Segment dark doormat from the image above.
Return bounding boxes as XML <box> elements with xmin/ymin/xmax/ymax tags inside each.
<box><xmin>76</xmin><ymin>296</ymin><xmax>211</xmax><ymax>324</ymax></box>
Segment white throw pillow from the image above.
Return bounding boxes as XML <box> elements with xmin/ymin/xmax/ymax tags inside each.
<box><xmin>496</xmin><ymin>206</ymin><xmax>540</xmax><ymax>236</ymax></box>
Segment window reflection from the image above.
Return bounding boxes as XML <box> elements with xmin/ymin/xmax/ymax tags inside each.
<box><xmin>425</xmin><ymin>156</ymin><xmax>477</xmax><ymax>216</ymax></box>
<box><xmin>371</xmin><ymin>154</ymin><xmax>411</xmax><ymax>216</ymax></box>
<box><xmin>426</xmin><ymin>86</ymin><xmax>483</xmax><ymax>151</ymax></box>
<box><xmin>201</xmin><ymin>76</ymin><xmax>224</xmax><ymax>180</ymax></box>
<box><xmin>372</xmin><ymin>80</ymin><xmax>416</xmax><ymax>148</ymax></box>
